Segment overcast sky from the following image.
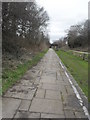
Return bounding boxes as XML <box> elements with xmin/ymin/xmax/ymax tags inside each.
<box><xmin>36</xmin><ymin>0</ymin><xmax>89</xmax><ymax>43</ymax></box>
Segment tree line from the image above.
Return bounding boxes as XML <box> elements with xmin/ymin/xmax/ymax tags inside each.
<box><xmin>2</xmin><ymin>2</ymin><xmax>50</xmax><ymax>56</ymax></box>
<box><xmin>53</xmin><ymin>20</ymin><xmax>89</xmax><ymax>50</ymax></box>
<box><xmin>67</xmin><ymin>20</ymin><xmax>89</xmax><ymax>48</ymax></box>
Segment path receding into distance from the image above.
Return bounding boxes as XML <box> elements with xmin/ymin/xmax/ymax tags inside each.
<box><xmin>2</xmin><ymin>49</ymin><xmax>89</xmax><ymax>119</ymax></box>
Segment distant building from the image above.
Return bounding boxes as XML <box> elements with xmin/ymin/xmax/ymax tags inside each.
<box><xmin>50</xmin><ymin>42</ymin><xmax>59</xmax><ymax>49</ymax></box>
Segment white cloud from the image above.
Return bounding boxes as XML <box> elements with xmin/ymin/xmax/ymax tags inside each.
<box><xmin>36</xmin><ymin>0</ymin><xmax>89</xmax><ymax>43</ymax></box>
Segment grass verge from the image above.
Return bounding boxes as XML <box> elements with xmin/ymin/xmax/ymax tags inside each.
<box><xmin>56</xmin><ymin>50</ymin><xmax>88</xmax><ymax>97</ymax></box>
<box><xmin>2</xmin><ymin>50</ymin><xmax>47</xmax><ymax>94</ymax></box>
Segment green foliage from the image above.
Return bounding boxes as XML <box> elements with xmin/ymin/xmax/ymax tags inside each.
<box><xmin>56</xmin><ymin>50</ymin><xmax>88</xmax><ymax>97</ymax></box>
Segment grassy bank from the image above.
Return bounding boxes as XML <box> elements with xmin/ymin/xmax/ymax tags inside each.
<box><xmin>2</xmin><ymin>50</ymin><xmax>47</xmax><ymax>94</ymax></box>
<box><xmin>56</xmin><ymin>50</ymin><xmax>88</xmax><ymax>97</ymax></box>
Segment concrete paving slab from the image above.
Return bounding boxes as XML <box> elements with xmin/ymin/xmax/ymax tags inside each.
<box><xmin>11</xmin><ymin>90</ymin><xmax>36</xmax><ymax>100</ymax></box>
<box><xmin>35</xmin><ymin>89</ymin><xmax>45</xmax><ymax>98</ymax></box>
<box><xmin>45</xmin><ymin>90</ymin><xmax>61</xmax><ymax>100</ymax></box>
<box><xmin>64</xmin><ymin>110</ymin><xmax>76</xmax><ymax>118</ymax></box>
<box><xmin>65</xmin><ymin>85</ymin><xmax>75</xmax><ymax>95</ymax></box>
<box><xmin>41</xmin><ymin>83</ymin><xmax>59</xmax><ymax>91</ymax></box>
<box><xmin>41</xmin><ymin>113</ymin><xmax>65</xmax><ymax>118</ymax></box>
<box><xmin>14</xmin><ymin>111</ymin><xmax>40</xmax><ymax>118</ymax></box>
<box><xmin>29</xmin><ymin>98</ymin><xmax>64</xmax><ymax>115</ymax></box>
<box><xmin>2</xmin><ymin>98</ymin><xmax>21</xmax><ymax>118</ymax></box>
<box><xmin>19</xmin><ymin>100</ymin><xmax>31</xmax><ymax>111</ymax></box>
<box><xmin>40</xmin><ymin>78</ymin><xmax>56</xmax><ymax>84</ymax></box>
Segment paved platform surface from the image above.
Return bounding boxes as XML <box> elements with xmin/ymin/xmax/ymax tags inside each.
<box><xmin>2</xmin><ymin>49</ymin><xmax>88</xmax><ymax>119</ymax></box>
